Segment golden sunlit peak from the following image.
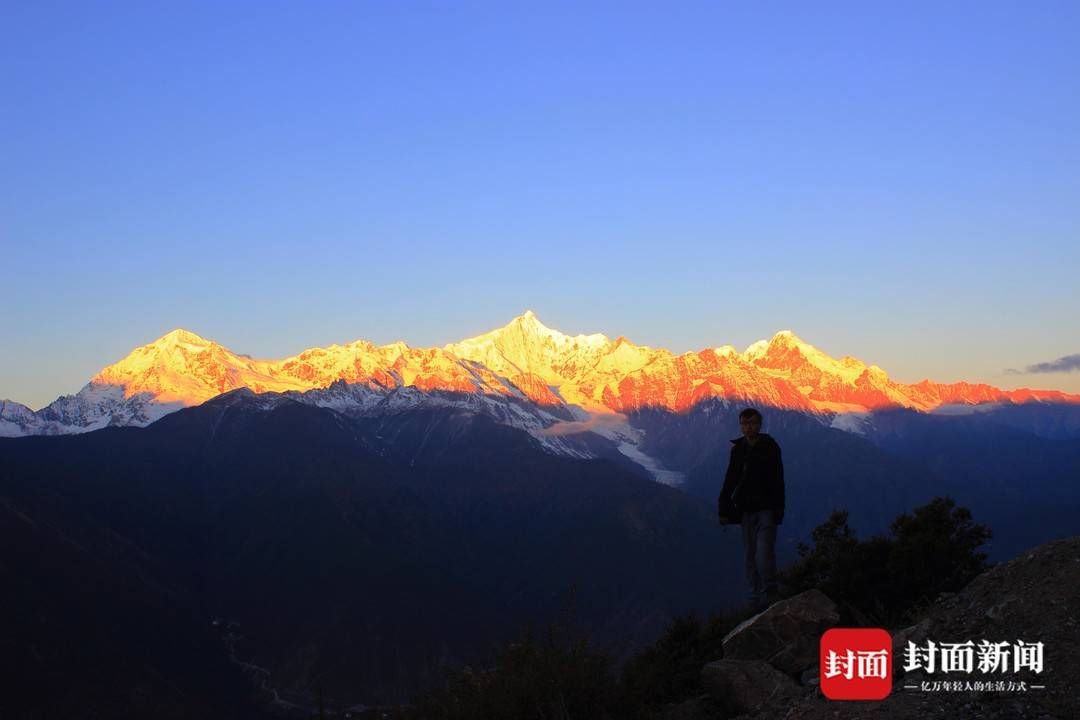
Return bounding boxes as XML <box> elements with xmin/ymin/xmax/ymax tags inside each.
<box><xmin>497</xmin><ymin>311</ymin><xmax>610</xmax><ymax>349</ymax></box>
<box><xmin>769</xmin><ymin>329</ymin><xmax>808</xmax><ymax>346</ymax></box>
<box><xmin>509</xmin><ymin>309</ymin><xmax>547</xmax><ymax>328</ymax></box>
<box><xmin>151</xmin><ymin>328</ymin><xmax>214</xmax><ymax>347</ymax></box>
<box><xmin>762</xmin><ymin>330</ymin><xmax>830</xmax><ymax>359</ymax></box>
<box><xmin>23</xmin><ymin>315</ymin><xmax>1080</xmax><ymax>438</ymax></box>
<box><xmin>499</xmin><ymin>310</ymin><xmax>573</xmax><ymax>343</ymax></box>
<box><xmin>743</xmin><ymin>339</ymin><xmax>770</xmax><ymax>358</ymax></box>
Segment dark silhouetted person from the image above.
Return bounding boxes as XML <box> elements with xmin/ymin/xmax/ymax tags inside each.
<box><xmin>717</xmin><ymin>407</ymin><xmax>784</xmax><ymax>608</ymax></box>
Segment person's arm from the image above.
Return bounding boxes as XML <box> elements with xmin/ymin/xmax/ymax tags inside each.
<box><xmin>718</xmin><ymin>445</ymin><xmax>738</xmax><ymax>521</ymax></box>
<box><xmin>772</xmin><ymin>444</ymin><xmax>785</xmax><ymax>525</ymax></box>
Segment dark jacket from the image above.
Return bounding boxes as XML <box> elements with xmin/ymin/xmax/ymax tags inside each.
<box><xmin>717</xmin><ymin>433</ymin><xmax>784</xmax><ymax>524</ymax></box>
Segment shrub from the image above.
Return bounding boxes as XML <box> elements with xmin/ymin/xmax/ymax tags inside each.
<box><xmin>781</xmin><ymin>496</ymin><xmax>991</xmax><ymax>625</ymax></box>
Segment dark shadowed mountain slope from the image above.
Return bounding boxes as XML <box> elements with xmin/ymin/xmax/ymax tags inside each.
<box><xmin>0</xmin><ymin>430</ymin><xmax>260</xmax><ymax>718</ymax></box>
<box><xmin>630</xmin><ymin>401</ymin><xmax>1080</xmax><ymax>562</ymax></box>
<box><xmin>0</xmin><ymin>390</ymin><xmax>742</xmax><ymax>714</ymax></box>
<box><xmin>973</xmin><ymin>401</ymin><xmax>1080</xmax><ymax>440</ymax></box>
<box><xmin>631</xmin><ymin>404</ymin><xmax>956</xmax><ymax>563</ymax></box>
<box><xmin>865</xmin><ymin>407</ymin><xmax>1080</xmax><ymax>558</ymax></box>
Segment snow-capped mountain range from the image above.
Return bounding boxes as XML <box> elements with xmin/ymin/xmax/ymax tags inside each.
<box><xmin>3</xmin><ymin>311</ymin><xmax>1077</xmax><ymax>478</ymax></box>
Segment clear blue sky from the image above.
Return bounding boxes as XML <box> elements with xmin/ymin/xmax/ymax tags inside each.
<box><xmin>3</xmin><ymin>1</ymin><xmax>1079</xmax><ymax>409</ymax></box>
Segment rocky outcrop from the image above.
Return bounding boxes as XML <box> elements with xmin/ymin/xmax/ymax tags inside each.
<box><xmin>694</xmin><ymin>589</ymin><xmax>840</xmax><ymax>714</ymax></box>
<box><xmin>721</xmin><ymin>589</ymin><xmax>840</xmax><ymax>674</ymax></box>
<box><xmin>696</xmin><ymin>536</ymin><xmax>1080</xmax><ymax>720</ymax></box>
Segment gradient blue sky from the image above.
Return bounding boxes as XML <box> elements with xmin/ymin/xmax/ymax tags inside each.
<box><xmin>3</xmin><ymin>1</ymin><xmax>1079</xmax><ymax>409</ymax></box>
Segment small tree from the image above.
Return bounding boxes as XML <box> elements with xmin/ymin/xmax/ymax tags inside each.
<box><xmin>886</xmin><ymin>497</ymin><xmax>991</xmax><ymax>615</ymax></box>
<box><xmin>782</xmin><ymin>497</ymin><xmax>991</xmax><ymax>625</ymax></box>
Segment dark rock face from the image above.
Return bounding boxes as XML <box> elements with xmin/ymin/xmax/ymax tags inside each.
<box><xmin>891</xmin><ymin>617</ymin><xmax>934</xmax><ymax>675</ymax></box>
<box><xmin>693</xmin><ymin>590</ymin><xmax>839</xmax><ymax>715</ymax></box>
<box><xmin>721</xmin><ymin>589</ymin><xmax>840</xmax><ymax>674</ymax></box>
<box><xmin>700</xmin><ymin>537</ymin><xmax>1080</xmax><ymax>720</ymax></box>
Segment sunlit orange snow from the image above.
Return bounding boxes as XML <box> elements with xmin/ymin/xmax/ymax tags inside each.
<box><xmin>92</xmin><ymin>313</ymin><xmax>1080</xmax><ymax>415</ymax></box>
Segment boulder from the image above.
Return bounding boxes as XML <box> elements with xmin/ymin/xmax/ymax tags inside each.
<box><xmin>721</xmin><ymin>589</ymin><xmax>840</xmax><ymax>674</ymax></box>
<box><xmin>891</xmin><ymin>617</ymin><xmax>933</xmax><ymax>656</ymax></box>
<box><xmin>700</xmin><ymin>659</ymin><xmax>800</xmax><ymax>715</ymax></box>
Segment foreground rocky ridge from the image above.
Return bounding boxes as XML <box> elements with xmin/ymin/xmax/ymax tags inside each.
<box><xmin>672</xmin><ymin>536</ymin><xmax>1080</xmax><ymax>720</ymax></box>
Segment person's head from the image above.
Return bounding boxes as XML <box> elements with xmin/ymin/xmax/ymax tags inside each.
<box><xmin>739</xmin><ymin>407</ymin><xmax>763</xmax><ymax>441</ymax></box>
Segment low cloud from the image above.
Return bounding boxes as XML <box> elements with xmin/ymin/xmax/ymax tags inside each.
<box><xmin>1006</xmin><ymin>353</ymin><xmax>1080</xmax><ymax>375</ymax></box>
<box><xmin>539</xmin><ymin>412</ymin><xmax>628</xmax><ymax>437</ymax></box>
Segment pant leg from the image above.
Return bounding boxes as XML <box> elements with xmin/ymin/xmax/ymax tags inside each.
<box><xmin>757</xmin><ymin>509</ymin><xmax>778</xmax><ymax>593</ymax></box>
<box><xmin>741</xmin><ymin>511</ymin><xmax>762</xmax><ymax>599</ymax></box>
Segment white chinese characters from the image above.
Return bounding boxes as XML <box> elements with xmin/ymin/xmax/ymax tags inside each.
<box><xmin>824</xmin><ymin>649</ymin><xmax>890</xmax><ymax>680</ymax></box>
<box><xmin>903</xmin><ymin>640</ymin><xmax>1043</xmax><ymax>674</ymax></box>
